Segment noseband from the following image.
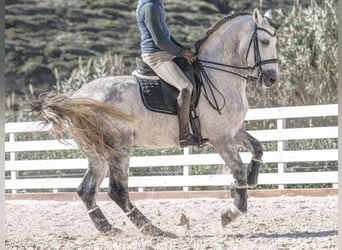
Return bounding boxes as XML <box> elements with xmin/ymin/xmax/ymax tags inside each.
<box><xmin>245</xmin><ymin>25</ymin><xmax>278</xmax><ymax>81</ymax></box>
<box><xmin>197</xmin><ymin>23</ymin><xmax>278</xmax><ymax>82</ymax></box>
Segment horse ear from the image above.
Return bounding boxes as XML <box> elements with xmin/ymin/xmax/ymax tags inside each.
<box><xmin>264</xmin><ymin>10</ymin><xmax>272</xmax><ymax>19</ymax></box>
<box><xmin>253</xmin><ymin>8</ymin><xmax>263</xmax><ymax>25</ymax></box>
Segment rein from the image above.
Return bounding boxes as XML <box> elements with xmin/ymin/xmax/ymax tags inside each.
<box><xmin>197</xmin><ymin>24</ymin><xmax>278</xmax><ymax>82</ymax></box>
<box><xmin>194</xmin><ymin>23</ymin><xmax>278</xmax><ymax>114</ymax></box>
<box><xmin>195</xmin><ymin>59</ymin><xmax>258</xmax><ymax>82</ymax></box>
<box><xmin>192</xmin><ymin>61</ymin><xmax>226</xmax><ymax>114</ymax></box>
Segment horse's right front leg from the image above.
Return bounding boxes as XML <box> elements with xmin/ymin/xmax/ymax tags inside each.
<box><xmin>211</xmin><ymin>136</ymin><xmax>248</xmax><ymax>227</ymax></box>
<box><xmin>235</xmin><ymin>128</ymin><xmax>263</xmax><ymax>187</ymax></box>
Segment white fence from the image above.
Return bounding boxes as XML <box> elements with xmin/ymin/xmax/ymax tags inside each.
<box><xmin>5</xmin><ymin>104</ymin><xmax>338</xmax><ymax>193</ymax></box>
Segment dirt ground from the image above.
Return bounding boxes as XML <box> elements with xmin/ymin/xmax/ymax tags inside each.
<box><xmin>5</xmin><ymin>195</ymin><xmax>337</xmax><ymax>250</ymax></box>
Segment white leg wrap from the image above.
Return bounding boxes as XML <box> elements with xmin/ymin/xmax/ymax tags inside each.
<box><xmin>252</xmin><ymin>158</ymin><xmax>263</xmax><ymax>163</ymax></box>
<box><xmin>87</xmin><ymin>206</ymin><xmax>99</xmax><ymax>214</ymax></box>
<box><xmin>126</xmin><ymin>206</ymin><xmax>137</xmax><ymax>216</ymax></box>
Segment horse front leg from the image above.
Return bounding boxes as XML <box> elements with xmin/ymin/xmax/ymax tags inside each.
<box><xmin>107</xmin><ymin>155</ymin><xmax>177</xmax><ymax>238</ymax></box>
<box><xmin>211</xmin><ymin>136</ymin><xmax>248</xmax><ymax>227</ymax></box>
<box><xmin>235</xmin><ymin>128</ymin><xmax>263</xmax><ymax>186</ymax></box>
<box><xmin>77</xmin><ymin>157</ymin><xmax>113</xmax><ymax>232</ymax></box>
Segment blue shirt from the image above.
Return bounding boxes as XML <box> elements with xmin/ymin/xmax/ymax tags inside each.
<box><xmin>136</xmin><ymin>0</ymin><xmax>184</xmax><ymax>55</ymax></box>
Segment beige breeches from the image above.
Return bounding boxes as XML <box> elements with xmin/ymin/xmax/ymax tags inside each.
<box><xmin>142</xmin><ymin>51</ymin><xmax>193</xmax><ymax>92</ymax></box>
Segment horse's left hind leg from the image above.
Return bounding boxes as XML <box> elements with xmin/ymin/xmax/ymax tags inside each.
<box><xmin>77</xmin><ymin>157</ymin><xmax>112</xmax><ymax>232</ymax></box>
<box><xmin>107</xmin><ymin>154</ymin><xmax>177</xmax><ymax>238</ymax></box>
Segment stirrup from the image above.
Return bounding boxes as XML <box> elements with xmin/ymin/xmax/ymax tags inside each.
<box><xmin>196</xmin><ymin>137</ymin><xmax>209</xmax><ymax>147</ymax></box>
<box><xmin>180</xmin><ymin>135</ymin><xmax>208</xmax><ymax>148</ymax></box>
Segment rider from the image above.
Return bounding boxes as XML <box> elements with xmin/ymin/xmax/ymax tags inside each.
<box><xmin>136</xmin><ymin>0</ymin><xmax>208</xmax><ymax>147</ymax></box>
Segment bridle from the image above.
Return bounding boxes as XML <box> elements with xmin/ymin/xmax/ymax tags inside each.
<box><xmin>196</xmin><ymin>23</ymin><xmax>278</xmax><ymax>82</ymax></box>
<box><xmin>193</xmin><ymin>21</ymin><xmax>278</xmax><ymax>114</ymax></box>
<box><xmin>245</xmin><ymin>24</ymin><xmax>278</xmax><ymax>80</ymax></box>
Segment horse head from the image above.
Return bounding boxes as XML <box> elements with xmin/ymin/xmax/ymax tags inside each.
<box><xmin>246</xmin><ymin>9</ymin><xmax>279</xmax><ymax>88</ymax></box>
<box><xmin>196</xmin><ymin>10</ymin><xmax>279</xmax><ymax>89</ymax></box>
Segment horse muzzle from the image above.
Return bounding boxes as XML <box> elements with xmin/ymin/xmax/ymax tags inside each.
<box><xmin>259</xmin><ymin>69</ymin><xmax>278</xmax><ymax>88</ymax></box>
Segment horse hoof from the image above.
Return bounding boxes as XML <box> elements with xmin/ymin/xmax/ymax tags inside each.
<box><xmin>162</xmin><ymin>231</ymin><xmax>178</xmax><ymax>238</ymax></box>
<box><xmin>102</xmin><ymin>227</ymin><xmax>123</xmax><ymax>236</ymax></box>
<box><xmin>96</xmin><ymin>223</ymin><xmax>113</xmax><ymax>233</ymax></box>
<box><xmin>221</xmin><ymin>206</ymin><xmax>242</xmax><ymax>227</ymax></box>
<box><xmin>141</xmin><ymin>223</ymin><xmax>178</xmax><ymax>238</ymax></box>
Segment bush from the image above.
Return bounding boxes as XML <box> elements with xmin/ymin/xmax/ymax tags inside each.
<box><xmin>44</xmin><ymin>47</ymin><xmax>62</xmax><ymax>58</ymax></box>
<box><xmin>18</xmin><ymin>62</ymin><xmax>51</xmax><ymax>75</ymax></box>
<box><xmin>57</xmin><ymin>53</ymin><xmax>125</xmax><ymax>94</ymax></box>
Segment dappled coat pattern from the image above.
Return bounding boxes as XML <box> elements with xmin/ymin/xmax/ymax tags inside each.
<box><xmin>33</xmin><ymin>9</ymin><xmax>278</xmax><ymax>236</ymax></box>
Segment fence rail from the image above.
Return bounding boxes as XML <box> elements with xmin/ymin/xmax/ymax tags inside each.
<box><xmin>5</xmin><ymin>104</ymin><xmax>338</xmax><ymax>193</ymax></box>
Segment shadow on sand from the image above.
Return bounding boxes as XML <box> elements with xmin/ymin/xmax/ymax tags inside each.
<box><xmin>249</xmin><ymin>230</ymin><xmax>337</xmax><ymax>239</ymax></box>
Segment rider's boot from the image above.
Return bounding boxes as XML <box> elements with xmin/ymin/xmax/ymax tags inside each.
<box><xmin>177</xmin><ymin>89</ymin><xmax>208</xmax><ymax>147</ymax></box>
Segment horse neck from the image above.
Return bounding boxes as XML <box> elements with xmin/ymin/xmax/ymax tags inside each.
<box><xmin>198</xmin><ymin>15</ymin><xmax>252</xmax><ymax>68</ymax></box>
<box><xmin>196</xmin><ymin>16</ymin><xmax>252</xmax><ymax>109</ymax></box>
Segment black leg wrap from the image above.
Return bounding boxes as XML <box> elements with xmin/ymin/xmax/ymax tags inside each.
<box><xmin>88</xmin><ymin>207</ymin><xmax>112</xmax><ymax>232</ymax></box>
<box><xmin>233</xmin><ymin>188</ymin><xmax>248</xmax><ymax>213</ymax></box>
<box><xmin>126</xmin><ymin>207</ymin><xmax>151</xmax><ymax>229</ymax></box>
<box><xmin>247</xmin><ymin>160</ymin><xmax>261</xmax><ymax>186</ymax></box>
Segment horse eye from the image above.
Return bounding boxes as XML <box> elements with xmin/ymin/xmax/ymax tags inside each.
<box><xmin>261</xmin><ymin>39</ymin><xmax>270</xmax><ymax>45</ymax></box>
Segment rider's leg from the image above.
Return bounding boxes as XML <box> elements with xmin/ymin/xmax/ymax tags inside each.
<box><xmin>176</xmin><ymin>88</ymin><xmax>200</xmax><ymax>147</ymax></box>
<box><xmin>142</xmin><ymin>51</ymin><xmax>208</xmax><ymax>147</ymax></box>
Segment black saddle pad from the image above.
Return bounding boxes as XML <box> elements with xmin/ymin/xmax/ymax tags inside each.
<box><xmin>134</xmin><ymin>76</ymin><xmax>179</xmax><ymax>115</ymax></box>
<box><xmin>134</xmin><ymin>57</ymin><xmax>200</xmax><ymax>115</ymax></box>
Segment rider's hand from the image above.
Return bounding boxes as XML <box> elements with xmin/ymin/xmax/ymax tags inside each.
<box><xmin>181</xmin><ymin>49</ymin><xmax>197</xmax><ymax>64</ymax></box>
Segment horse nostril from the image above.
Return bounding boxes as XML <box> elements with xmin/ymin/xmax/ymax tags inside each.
<box><xmin>262</xmin><ymin>70</ymin><xmax>278</xmax><ymax>87</ymax></box>
<box><xmin>269</xmin><ymin>76</ymin><xmax>277</xmax><ymax>84</ymax></box>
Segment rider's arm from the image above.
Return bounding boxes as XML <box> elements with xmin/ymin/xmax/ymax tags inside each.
<box><xmin>140</xmin><ymin>3</ymin><xmax>184</xmax><ymax>56</ymax></box>
<box><xmin>170</xmin><ymin>35</ymin><xmax>184</xmax><ymax>48</ymax></box>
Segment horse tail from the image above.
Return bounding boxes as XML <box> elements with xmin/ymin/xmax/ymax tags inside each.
<box><xmin>31</xmin><ymin>95</ymin><xmax>134</xmax><ymax>158</ymax></box>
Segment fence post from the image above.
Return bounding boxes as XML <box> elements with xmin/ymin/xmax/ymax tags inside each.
<box><xmin>277</xmin><ymin>119</ymin><xmax>286</xmax><ymax>189</ymax></box>
<box><xmin>183</xmin><ymin>147</ymin><xmax>192</xmax><ymax>191</ymax></box>
<box><xmin>9</xmin><ymin>133</ymin><xmax>17</xmax><ymax>194</ymax></box>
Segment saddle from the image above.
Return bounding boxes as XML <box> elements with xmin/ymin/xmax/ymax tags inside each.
<box><xmin>132</xmin><ymin>57</ymin><xmax>204</xmax><ymax>145</ymax></box>
<box><xmin>132</xmin><ymin>57</ymin><xmax>200</xmax><ymax>115</ymax></box>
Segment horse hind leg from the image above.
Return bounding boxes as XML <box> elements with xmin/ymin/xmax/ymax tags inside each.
<box><xmin>235</xmin><ymin>128</ymin><xmax>263</xmax><ymax>186</ymax></box>
<box><xmin>77</xmin><ymin>157</ymin><xmax>113</xmax><ymax>232</ymax></box>
<box><xmin>107</xmin><ymin>154</ymin><xmax>177</xmax><ymax>238</ymax></box>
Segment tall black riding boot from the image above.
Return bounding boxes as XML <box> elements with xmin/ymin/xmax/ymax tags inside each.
<box><xmin>177</xmin><ymin>89</ymin><xmax>208</xmax><ymax>147</ymax></box>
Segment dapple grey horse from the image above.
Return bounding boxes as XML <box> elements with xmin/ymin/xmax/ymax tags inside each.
<box><xmin>33</xmin><ymin>9</ymin><xmax>278</xmax><ymax>237</ymax></box>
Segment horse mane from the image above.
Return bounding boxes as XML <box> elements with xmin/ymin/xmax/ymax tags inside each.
<box><xmin>195</xmin><ymin>11</ymin><xmax>278</xmax><ymax>53</ymax></box>
<box><xmin>195</xmin><ymin>12</ymin><xmax>251</xmax><ymax>52</ymax></box>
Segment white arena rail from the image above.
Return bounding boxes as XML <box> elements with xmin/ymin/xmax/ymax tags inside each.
<box><xmin>5</xmin><ymin>104</ymin><xmax>338</xmax><ymax>193</ymax></box>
